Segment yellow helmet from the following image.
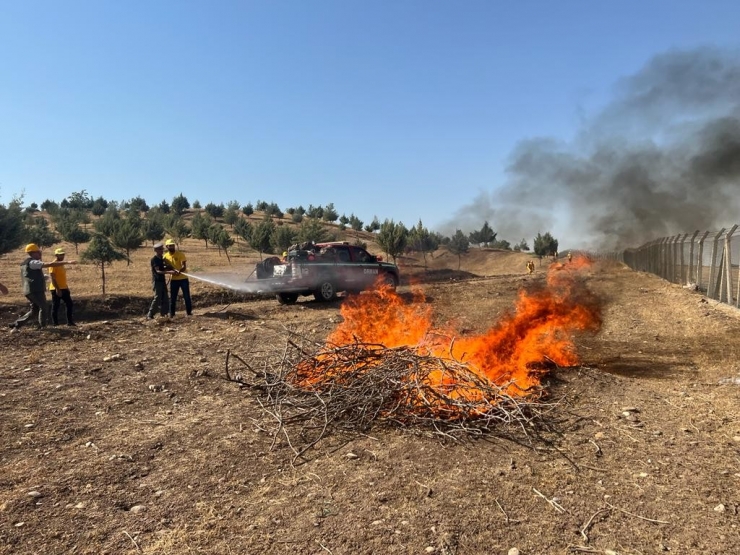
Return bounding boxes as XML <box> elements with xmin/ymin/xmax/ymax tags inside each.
<box><xmin>25</xmin><ymin>243</ymin><xmax>40</xmax><ymax>253</ymax></box>
<box><xmin>165</xmin><ymin>239</ymin><xmax>176</xmax><ymax>246</ymax></box>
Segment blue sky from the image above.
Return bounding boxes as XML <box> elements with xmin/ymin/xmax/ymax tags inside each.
<box><xmin>1</xmin><ymin>1</ymin><xmax>739</xmax><ymax>244</ymax></box>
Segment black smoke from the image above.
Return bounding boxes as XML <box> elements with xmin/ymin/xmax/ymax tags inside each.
<box><xmin>446</xmin><ymin>47</ymin><xmax>740</xmax><ymax>251</ymax></box>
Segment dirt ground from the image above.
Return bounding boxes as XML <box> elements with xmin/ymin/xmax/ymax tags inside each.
<box><xmin>1</xmin><ymin>247</ymin><xmax>740</xmax><ymax>555</ymax></box>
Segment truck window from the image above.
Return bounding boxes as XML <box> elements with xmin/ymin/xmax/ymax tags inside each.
<box><xmin>351</xmin><ymin>247</ymin><xmax>372</xmax><ymax>263</ymax></box>
<box><xmin>337</xmin><ymin>248</ymin><xmax>351</xmax><ymax>262</ymax></box>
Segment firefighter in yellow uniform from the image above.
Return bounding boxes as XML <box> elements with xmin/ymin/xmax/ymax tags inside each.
<box><xmin>163</xmin><ymin>239</ymin><xmax>192</xmax><ymax>317</ymax></box>
<box><xmin>526</xmin><ymin>260</ymin><xmax>535</xmax><ymax>274</ymax></box>
<box><xmin>49</xmin><ymin>248</ymin><xmax>76</xmax><ymax>326</ymax></box>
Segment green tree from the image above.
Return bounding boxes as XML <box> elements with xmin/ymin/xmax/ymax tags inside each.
<box><xmin>349</xmin><ymin>214</ymin><xmax>363</xmax><ymax>232</ymax></box>
<box><xmin>66</xmin><ymin>190</ymin><xmax>93</xmax><ymax>210</ymax></box>
<box><xmin>204</xmin><ymin>202</ymin><xmax>224</xmax><ymax>218</ymax></box>
<box><xmin>40</xmin><ymin>199</ymin><xmax>59</xmax><ymax>214</ymax></box>
<box><xmin>249</xmin><ymin>218</ymin><xmax>275</xmax><ymax>258</ymax></box>
<box><xmin>171</xmin><ymin>193</ymin><xmax>190</xmax><ymax>215</ymax></box>
<box><xmin>291</xmin><ymin>211</ymin><xmax>304</xmax><ymax>223</ymax></box>
<box><xmin>90</xmin><ymin>197</ymin><xmax>108</xmax><ymax>216</ymax></box>
<box><xmin>322</xmin><ymin>203</ymin><xmax>338</xmax><ymax>222</ymax></box>
<box><xmin>0</xmin><ymin>200</ymin><xmax>27</xmax><ymax>255</ymax></box>
<box><xmin>142</xmin><ymin>215</ymin><xmax>165</xmax><ymax>246</ymax></box>
<box><xmin>57</xmin><ymin>218</ymin><xmax>91</xmax><ymax>254</ymax></box>
<box><xmin>128</xmin><ymin>196</ymin><xmax>149</xmax><ymax>213</ymax></box>
<box><xmin>26</xmin><ymin>216</ymin><xmax>59</xmax><ymax>248</ymax></box>
<box><xmin>242</xmin><ymin>202</ymin><xmax>254</xmax><ymax>217</ymax></box>
<box><xmin>364</xmin><ymin>216</ymin><xmax>380</xmax><ymax>233</ymax></box>
<box><xmin>533</xmin><ymin>232</ymin><xmax>559</xmax><ymax>258</ymax></box>
<box><xmin>306</xmin><ymin>204</ymin><xmax>324</xmax><ymax>219</ymax></box>
<box><xmin>233</xmin><ymin>217</ymin><xmax>253</xmax><ymax>245</ymax></box>
<box><xmin>339</xmin><ymin>214</ymin><xmax>349</xmax><ymax>226</ymax></box>
<box><xmin>469</xmin><ymin>221</ymin><xmax>496</xmax><ymax>248</ymax></box>
<box><xmin>296</xmin><ymin>217</ymin><xmax>331</xmax><ymax>243</ymax></box>
<box><xmin>271</xmin><ymin>224</ymin><xmax>296</xmax><ymax>253</ymax></box>
<box><xmin>265</xmin><ymin>202</ymin><xmax>283</xmax><ymax>218</ymax></box>
<box><xmin>514</xmin><ymin>238</ymin><xmax>530</xmax><ymax>252</ymax></box>
<box><xmin>223</xmin><ymin>206</ymin><xmax>239</xmax><ymax>227</ymax></box>
<box><xmin>163</xmin><ymin>214</ymin><xmax>191</xmax><ymax>243</ymax></box>
<box><xmin>191</xmin><ymin>211</ymin><xmax>214</xmax><ymax>247</ymax></box>
<box><xmin>93</xmin><ymin>206</ymin><xmax>122</xmax><ymax>237</ymax></box>
<box><xmin>214</xmin><ymin>228</ymin><xmax>235</xmax><ymax>263</ymax></box>
<box><xmin>80</xmin><ymin>234</ymin><xmax>128</xmax><ymax>295</ymax></box>
<box><xmin>408</xmin><ymin>219</ymin><xmax>439</xmax><ymax>270</ymax></box>
<box><xmin>447</xmin><ymin>230</ymin><xmax>470</xmax><ymax>270</ymax></box>
<box><xmin>376</xmin><ymin>219</ymin><xmax>408</xmax><ymax>263</ymax></box>
<box><xmin>112</xmin><ymin>220</ymin><xmax>144</xmax><ymax>265</ymax></box>
<box><xmin>158</xmin><ymin>199</ymin><xmax>171</xmax><ymax>214</ymax></box>
<box><xmin>192</xmin><ymin>199</ymin><xmax>202</xmax><ymax>209</ymax></box>
<box><xmin>207</xmin><ymin>224</ymin><xmax>234</xmax><ymax>261</ymax></box>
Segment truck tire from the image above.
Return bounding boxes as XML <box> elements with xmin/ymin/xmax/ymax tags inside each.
<box><xmin>314</xmin><ymin>280</ymin><xmax>337</xmax><ymax>302</ymax></box>
<box><xmin>383</xmin><ymin>273</ymin><xmax>398</xmax><ymax>289</ymax></box>
<box><xmin>276</xmin><ymin>293</ymin><xmax>298</xmax><ymax>305</ymax></box>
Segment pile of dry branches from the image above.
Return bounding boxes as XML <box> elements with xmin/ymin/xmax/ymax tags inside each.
<box><xmin>225</xmin><ymin>336</ymin><xmax>558</xmax><ymax>461</ymax></box>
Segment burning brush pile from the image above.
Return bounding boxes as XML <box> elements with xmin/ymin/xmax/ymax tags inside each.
<box><xmin>229</xmin><ymin>258</ymin><xmax>602</xmax><ymax>457</ymax></box>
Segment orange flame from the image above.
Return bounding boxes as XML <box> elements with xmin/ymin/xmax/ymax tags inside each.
<box><xmin>299</xmin><ymin>259</ymin><xmax>602</xmax><ymax>406</ymax></box>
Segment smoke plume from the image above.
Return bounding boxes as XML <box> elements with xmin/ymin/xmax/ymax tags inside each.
<box><xmin>447</xmin><ymin>46</ymin><xmax>740</xmax><ymax>251</ymax></box>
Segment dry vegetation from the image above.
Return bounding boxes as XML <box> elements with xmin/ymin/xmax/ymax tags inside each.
<box><xmin>1</xmin><ymin>238</ymin><xmax>740</xmax><ymax>555</ymax></box>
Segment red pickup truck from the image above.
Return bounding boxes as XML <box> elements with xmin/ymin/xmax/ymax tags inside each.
<box><xmin>254</xmin><ymin>241</ymin><xmax>400</xmax><ymax>304</ymax></box>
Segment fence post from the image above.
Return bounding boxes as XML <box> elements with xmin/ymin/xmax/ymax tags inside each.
<box><xmin>707</xmin><ymin>228</ymin><xmax>726</xmax><ymax>299</ymax></box>
<box><xmin>724</xmin><ymin>225</ymin><xmax>737</xmax><ymax>305</ymax></box>
<box><xmin>660</xmin><ymin>237</ymin><xmax>670</xmax><ymax>280</ymax></box>
<box><xmin>687</xmin><ymin>231</ymin><xmax>699</xmax><ymax>286</ymax></box>
<box><xmin>673</xmin><ymin>235</ymin><xmax>682</xmax><ymax>283</ymax></box>
<box><xmin>696</xmin><ymin>231</ymin><xmax>710</xmax><ymax>291</ymax></box>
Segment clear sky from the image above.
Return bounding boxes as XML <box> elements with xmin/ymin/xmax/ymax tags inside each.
<box><xmin>1</xmin><ymin>1</ymin><xmax>739</xmax><ymax>243</ymax></box>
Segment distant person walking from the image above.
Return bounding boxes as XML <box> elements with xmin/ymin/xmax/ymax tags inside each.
<box><xmin>10</xmin><ymin>243</ymin><xmax>77</xmax><ymax>330</ymax></box>
<box><xmin>49</xmin><ymin>247</ymin><xmax>76</xmax><ymax>326</ymax></box>
<box><xmin>147</xmin><ymin>243</ymin><xmax>177</xmax><ymax>319</ymax></box>
<box><xmin>526</xmin><ymin>260</ymin><xmax>535</xmax><ymax>274</ymax></box>
<box><xmin>163</xmin><ymin>239</ymin><xmax>193</xmax><ymax>317</ymax></box>
<box><xmin>567</xmin><ymin>251</ymin><xmax>573</xmax><ymax>262</ymax></box>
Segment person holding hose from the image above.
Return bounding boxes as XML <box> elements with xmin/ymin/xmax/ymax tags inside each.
<box><xmin>10</xmin><ymin>243</ymin><xmax>77</xmax><ymax>329</ymax></box>
<box><xmin>49</xmin><ymin>247</ymin><xmax>76</xmax><ymax>326</ymax></box>
<box><xmin>163</xmin><ymin>239</ymin><xmax>193</xmax><ymax>317</ymax></box>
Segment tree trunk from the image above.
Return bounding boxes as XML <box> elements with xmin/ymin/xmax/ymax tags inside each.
<box><xmin>100</xmin><ymin>262</ymin><xmax>107</xmax><ymax>296</ymax></box>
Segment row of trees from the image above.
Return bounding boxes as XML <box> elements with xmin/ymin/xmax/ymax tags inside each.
<box><xmin>3</xmin><ymin>190</ymin><xmax>562</xmax><ymax>292</ymax></box>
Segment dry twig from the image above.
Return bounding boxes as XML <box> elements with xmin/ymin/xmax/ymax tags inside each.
<box><xmin>226</xmin><ymin>336</ymin><xmax>558</xmax><ymax>460</ymax></box>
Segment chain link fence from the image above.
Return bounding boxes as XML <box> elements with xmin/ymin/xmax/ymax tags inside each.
<box><xmin>607</xmin><ymin>225</ymin><xmax>740</xmax><ymax>306</ymax></box>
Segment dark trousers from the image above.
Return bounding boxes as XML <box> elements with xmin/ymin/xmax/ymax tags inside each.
<box><xmin>15</xmin><ymin>291</ymin><xmax>49</xmax><ymax>328</ymax></box>
<box><xmin>148</xmin><ymin>281</ymin><xmax>169</xmax><ymax>317</ymax></box>
<box><xmin>51</xmin><ymin>289</ymin><xmax>74</xmax><ymax>325</ymax></box>
<box><xmin>169</xmin><ymin>279</ymin><xmax>192</xmax><ymax>316</ymax></box>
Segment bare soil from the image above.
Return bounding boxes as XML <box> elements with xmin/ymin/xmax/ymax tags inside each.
<box><xmin>1</xmin><ymin>245</ymin><xmax>740</xmax><ymax>555</ymax></box>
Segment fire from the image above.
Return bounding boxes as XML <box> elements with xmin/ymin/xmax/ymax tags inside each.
<box><xmin>294</xmin><ymin>258</ymin><xmax>602</xmax><ymax>414</ymax></box>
